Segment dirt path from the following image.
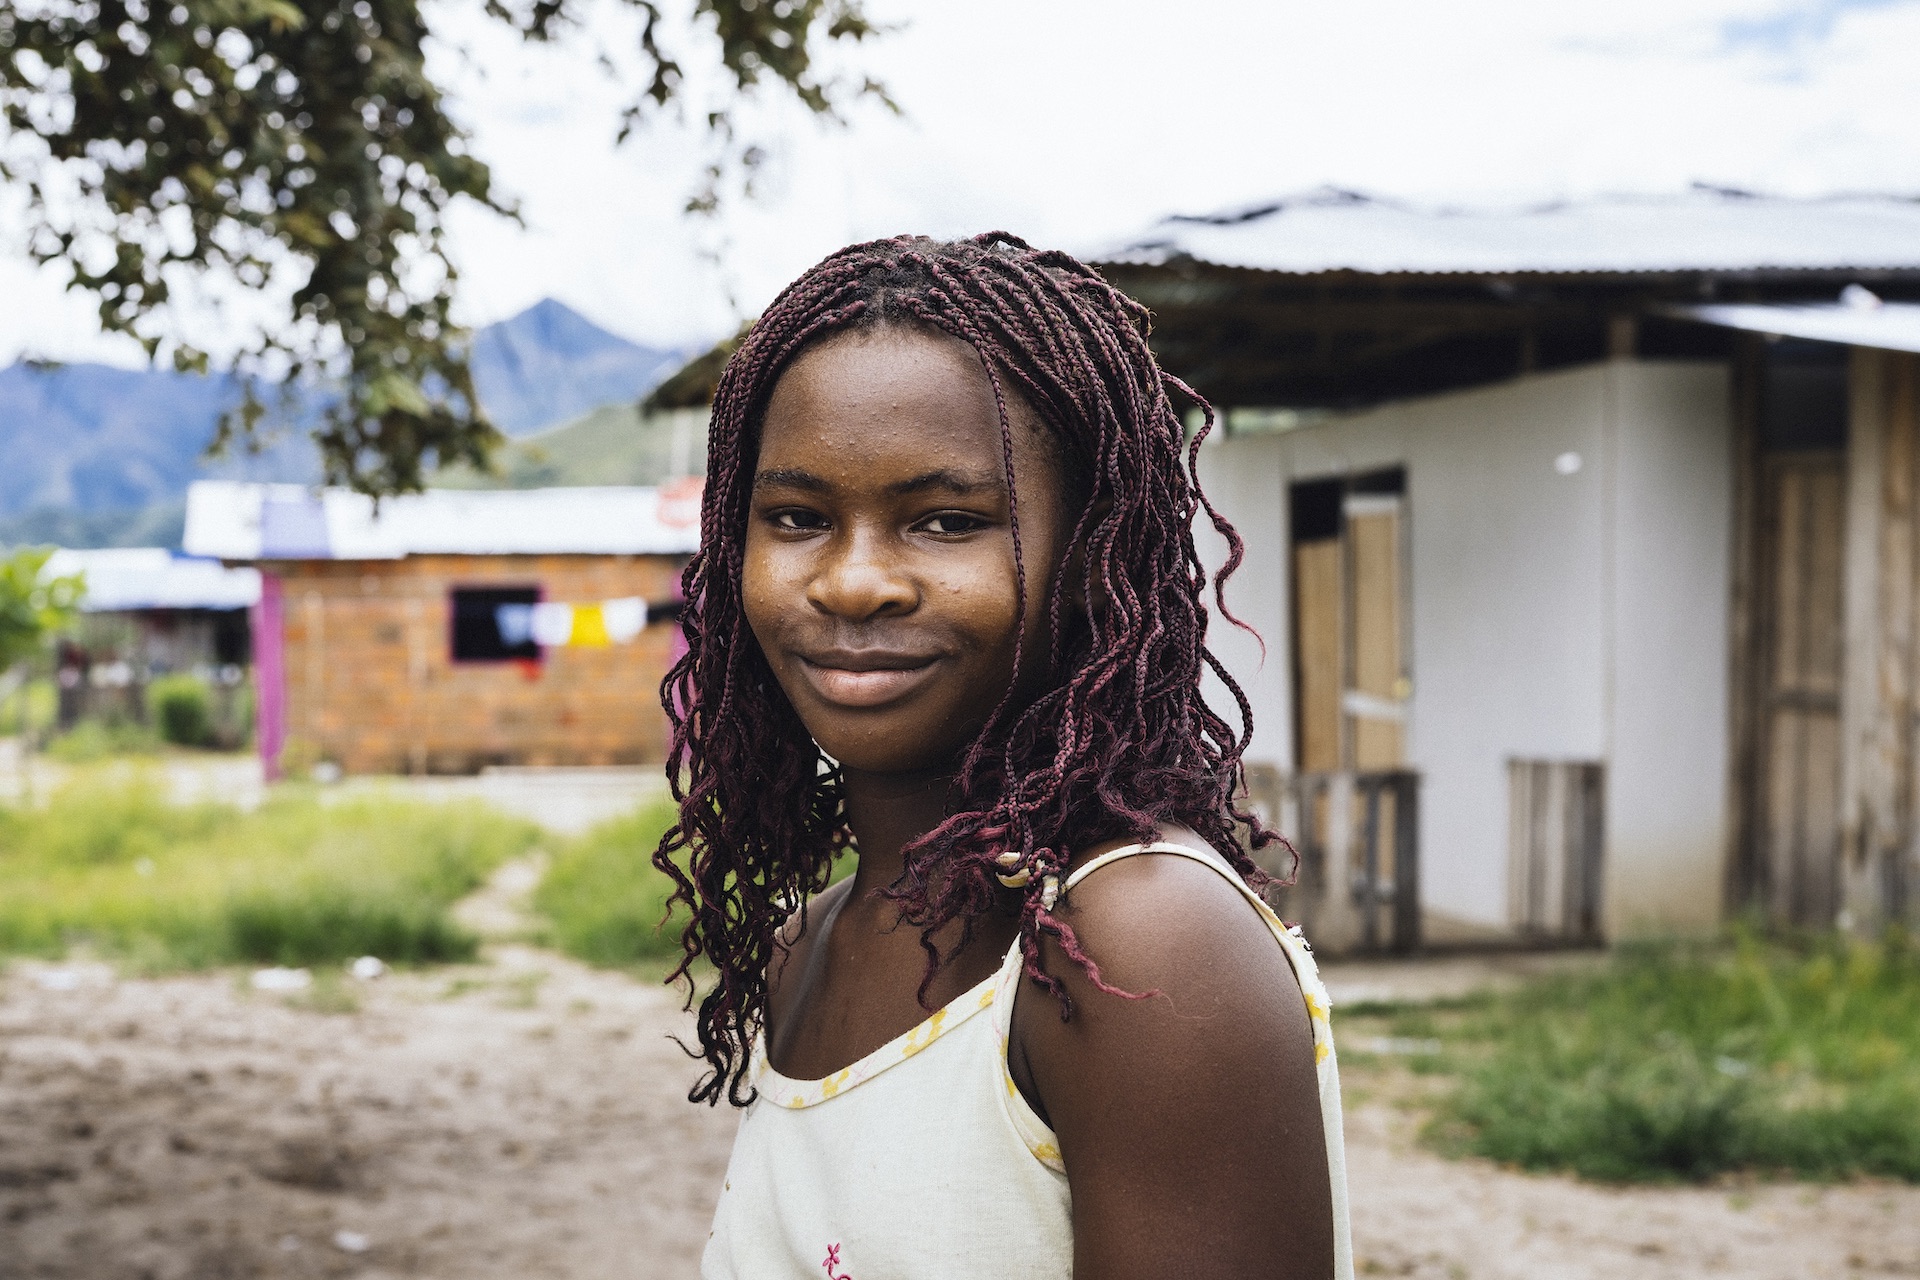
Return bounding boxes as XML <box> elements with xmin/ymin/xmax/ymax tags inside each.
<box><xmin>0</xmin><ymin>951</ymin><xmax>735</xmax><ymax>1280</ymax></box>
<box><xmin>3</xmin><ymin>921</ymin><xmax>1917</xmax><ymax>1276</ymax></box>
<box><xmin>1341</xmin><ymin>1073</ymin><xmax>1920</xmax><ymax>1279</ymax></box>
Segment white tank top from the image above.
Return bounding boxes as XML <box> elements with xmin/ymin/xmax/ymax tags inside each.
<box><xmin>701</xmin><ymin>841</ymin><xmax>1354</xmax><ymax>1280</ymax></box>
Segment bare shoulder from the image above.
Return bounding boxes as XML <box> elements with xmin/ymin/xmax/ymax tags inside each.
<box><xmin>1037</xmin><ymin>841</ymin><xmax>1303</xmax><ymax>1040</ymax></box>
<box><xmin>1014</xmin><ymin>837</ymin><xmax>1335</xmax><ymax>1279</ymax></box>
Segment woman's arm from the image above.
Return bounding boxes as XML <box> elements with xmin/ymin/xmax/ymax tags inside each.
<box><xmin>1012</xmin><ymin>852</ymin><xmax>1335</xmax><ymax>1280</ymax></box>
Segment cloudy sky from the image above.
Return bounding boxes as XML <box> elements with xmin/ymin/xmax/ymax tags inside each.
<box><xmin>3</xmin><ymin>0</ymin><xmax>1917</xmax><ymax>364</ymax></box>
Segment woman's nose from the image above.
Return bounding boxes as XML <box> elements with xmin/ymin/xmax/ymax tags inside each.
<box><xmin>808</xmin><ymin>532</ymin><xmax>918</xmax><ymax>620</ymax></box>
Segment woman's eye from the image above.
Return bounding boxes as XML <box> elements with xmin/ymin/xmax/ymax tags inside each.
<box><xmin>771</xmin><ymin>509</ymin><xmax>827</xmax><ymax>531</ymax></box>
<box><xmin>920</xmin><ymin>513</ymin><xmax>984</xmax><ymax>536</ymax></box>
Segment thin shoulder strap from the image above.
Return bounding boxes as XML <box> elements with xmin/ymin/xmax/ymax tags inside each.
<box><xmin>1062</xmin><ymin>840</ymin><xmax>1237</xmax><ymax>893</ymax></box>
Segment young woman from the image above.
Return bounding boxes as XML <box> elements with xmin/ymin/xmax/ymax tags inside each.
<box><xmin>656</xmin><ymin>233</ymin><xmax>1351</xmax><ymax>1280</ymax></box>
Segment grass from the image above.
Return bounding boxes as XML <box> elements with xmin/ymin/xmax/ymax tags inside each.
<box><xmin>41</xmin><ymin>719</ymin><xmax>164</xmax><ymax>762</ymax></box>
<box><xmin>535</xmin><ymin>798</ymin><xmax>687</xmax><ymax>967</ymax></box>
<box><xmin>535</xmin><ymin>798</ymin><xmax>855</xmax><ymax>970</ymax></box>
<box><xmin>0</xmin><ymin>773</ymin><xmax>542</xmax><ymax>968</ymax></box>
<box><xmin>1369</xmin><ymin>931</ymin><xmax>1920</xmax><ymax>1183</ymax></box>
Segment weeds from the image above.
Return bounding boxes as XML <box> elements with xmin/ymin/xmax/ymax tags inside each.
<box><xmin>1412</xmin><ymin>932</ymin><xmax>1920</xmax><ymax>1182</ymax></box>
<box><xmin>534</xmin><ymin>799</ymin><xmax>685</xmax><ymax>967</ymax></box>
<box><xmin>0</xmin><ymin>774</ymin><xmax>541</xmax><ymax>968</ymax></box>
<box><xmin>535</xmin><ymin>799</ymin><xmax>855</xmax><ymax>970</ymax></box>
<box><xmin>42</xmin><ymin>719</ymin><xmax>163</xmax><ymax>762</ymax></box>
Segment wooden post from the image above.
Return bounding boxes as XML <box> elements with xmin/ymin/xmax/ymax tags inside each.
<box><xmin>1840</xmin><ymin>349</ymin><xmax>1920</xmax><ymax>931</ymax></box>
<box><xmin>1392</xmin><ymin>771</ymin><xmax>1421</xmax><ymax>953</ymax></box>
<box><xmin>1725</xmin><ymin>337</ymin><xmax>1765</xmax><ymax>914</ymax></box>
<box><xmin>1320</xmin><ymin>771</ymin><xmax>1362</xmax><ymax>951</ymax></box>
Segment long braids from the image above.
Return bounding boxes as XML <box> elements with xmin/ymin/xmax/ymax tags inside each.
<box><xmin>653</xmin><ymin>232</ymin><xmax>1281</xmax><ymax>1106</ymax></box>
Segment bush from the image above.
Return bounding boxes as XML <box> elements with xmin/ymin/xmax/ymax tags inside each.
<box><xmin>536</xmin><ymin>800</ymin><xmax>854</xmax><ymax>968</ymax></box>
<box><xmin>536</xmin><ymin>799</ymin><xmax>686</xmax><ymax>966</ymax></box>
<box><xmin>0</xmin><ymin>775</ymin><xmax>542</xmax><ymax>968</ymax></box>
<box><xmin>42</xmin><ymin>719</ymin><xmax>162</xmax><ymax>762</ymax></box>
<box><xmin>147</xmin><ymin>673</ymin><xmax>213</xmax><ymax>746</ymax></box>
<box><xmin>1425</xmin><ymin>932</ymin><xmax>1920</xmax><ymax>1182</ymax></box>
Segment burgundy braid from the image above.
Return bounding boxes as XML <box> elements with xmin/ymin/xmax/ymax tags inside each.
<box><xmin>653</xmin><ymin>233</ymin><xmax>1286</xmax><ymax>1106</ymax></box>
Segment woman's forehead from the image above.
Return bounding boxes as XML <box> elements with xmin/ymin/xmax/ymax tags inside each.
<box><xmin>756</xmin><ymin>327</ymin><xmax>1054</xmax><ymax>479</ymax></box>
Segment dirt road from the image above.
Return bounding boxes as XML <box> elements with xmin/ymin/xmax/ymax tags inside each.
<box><xmin>2</xmin><ymin>947</ymin><xmax>1916</xmax><ymax>1278</ymax></box>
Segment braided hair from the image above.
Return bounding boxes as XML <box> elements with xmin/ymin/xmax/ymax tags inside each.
<box><xmin>654</xmin><ymin>232</ymin><xmax>1280</xmax><ymax>1106</ymax></box>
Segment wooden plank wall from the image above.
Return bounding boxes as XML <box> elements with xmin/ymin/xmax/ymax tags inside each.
<box><xmin>1841</xmin><ymin>349</ymin><xmax>1920</xmax><ymax>929</ymax></box>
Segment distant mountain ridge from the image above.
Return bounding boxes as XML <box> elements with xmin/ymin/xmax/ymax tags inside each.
<box><xmin>0</xmin><ymin>299</ymin><xmax>690</xmax><ymax>547</ymax></box>
<box><xmin>470</xmin><ymin>299</ymin><xmax>688</xmax><ymax>437</ymax></box>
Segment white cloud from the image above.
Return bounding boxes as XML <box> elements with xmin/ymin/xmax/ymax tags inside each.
<box><xmin>2</xmin><ymin>0</ymin><xmax>1914</xmax><ymax>367</ymax></box>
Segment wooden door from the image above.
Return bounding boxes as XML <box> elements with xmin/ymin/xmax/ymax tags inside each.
<box><xmin>1757</xmin><ymin>455</ymin><xmax>1845</xmax><ymax>926</ymax></box>
<box><xmin>1290</xmin><ymin>474</ymin><xmax>1408</xmax><ymax>773</ymax></box>
<box><xmin>1346</xmin><ymin>493</ymin><xmax>1407</xmax><ymax>770</ymax></box>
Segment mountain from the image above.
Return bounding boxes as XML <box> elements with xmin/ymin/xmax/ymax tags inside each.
<box><xmin>0</xmin><ymin>363</ymin><xmax>318</xmax><ymax>546</ymax></box>
<box><xmin>468</xmin><ymin>299</ymin><xmax>688</xmax><ymax>438</ymax></box>
<box><xmin>0</xmin><ymin>300</ymin><xmax>693</xmax><ymax>547</ymax></box>
<box><xmin>435</xmin><ymin>402</ymin><xmax>710</xmax><ymax>490</ymax></box>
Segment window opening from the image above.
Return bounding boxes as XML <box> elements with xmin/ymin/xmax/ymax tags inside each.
<box><xmin>450</xmin><ymin>586</ymin><xmax>541</xmax><ymax>663</ymax></box>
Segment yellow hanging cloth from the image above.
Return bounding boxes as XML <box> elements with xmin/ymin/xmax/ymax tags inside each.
<box><xmin>569</xmin><ymin>603</ymin><xmax>611</xmax><ymax>648</ymax></box>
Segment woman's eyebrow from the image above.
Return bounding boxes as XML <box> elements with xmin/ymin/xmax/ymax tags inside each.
<box><xmin>751</xmin><ymin>467</ymin><xmax>1002</xmax><ymax>496</ymax></box>
<box><xmin>886</xmin><ymin>468</ymin><xmax>1001</xmax><ymax>496</ymax></box>
<box><xmin>753</xmin><ymin>467</ymin><xmax>831</xmax><ymax>493</ymax></box>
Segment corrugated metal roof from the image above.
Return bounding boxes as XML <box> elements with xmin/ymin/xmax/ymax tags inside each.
<box><xmin>43</xmin><ymin>547</ymin><xmax>261</xmax><ymax>612</ymax></box>
<box><xmin>1667</xmin><ymin>298</ymin><xmax>1920</xmax><ymax>354</ymax></box>
<box><xmin>183</xmin><ymin>480</ymin><xmax>703</xmax><ymax>562</ymax></box>
<box><xmin>1098</xmin><ymin>188</ymin><xmax>1920</xmax><ymax>277</ymax></box>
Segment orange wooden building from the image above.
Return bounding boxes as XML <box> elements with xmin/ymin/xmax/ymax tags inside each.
<box><xmin>184</xmin><ymin>480</ymin><xmax>699</xmax><ymax>777</ymax></box>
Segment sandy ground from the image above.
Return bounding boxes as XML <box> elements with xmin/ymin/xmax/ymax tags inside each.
<box><xmin>0</xmin><ymin>949</ymin><xmax>734</xmax><ymax>1280</ymax></box>
<box><xmin>2</xmin><ymin>860</ymin><xmax>1918</xmax><ymax>1278</ymax></box>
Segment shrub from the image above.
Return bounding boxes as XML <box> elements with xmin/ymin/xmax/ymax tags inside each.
<box><xmin>536</xmin><ymin>799</ymin><xmax>685</xmax><ymax>966</ymax></box>
<box><xmin>44</xmin><ymin>719</ymin><xmax>161</xmax><ymax>762</ymax></box>
<box><xmin>1426</xmin><ymin>932</ymin><xmax>1920</xmax><ymax>1182</ymax></box>
<box><xmin>0</xmin><ymin>775</ymin><xmax>541</xmax><ymax>968</ymax></box>
<box><xmin>536</xmin><ymin>799</ymin><xmax>853</xmax><ymax>969</ymax></box>
<box><xmin>147</xmin><ymin>673</ymin><xmax>213</xmax><ymax>746</ymax></box>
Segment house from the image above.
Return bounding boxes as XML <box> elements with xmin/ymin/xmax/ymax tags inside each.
<box><xmin>1093</xmin><ymin>188</ymin><xmax>1920</xmax><ymax>949</ymax></box>
<box><xmin>183</xmin><ymin>480</ymin><xmax>700</xmax><ymax>777</ymax></box>
<box><xmin>40</xmin><ymin>547</ymin><xmax>260</xmax><ymax>735</ymax></box>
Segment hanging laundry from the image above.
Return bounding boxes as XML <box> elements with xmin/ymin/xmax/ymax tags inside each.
<box><xmin>569</xmin><ymin>603</ymin><xmax>612</xmax><ymax>648</ymax></box>
<box><xmin>530</xmin><ymin>601</ymin><xmax>575</xmax><ymax>647</ymax></box>
<box><xmin>494</xmin><ymin>603</ymin><xmax>536</xmax><ymax>648</ymax></box>
<box><xmin>601</xmin><ymin>597</ymin><xmax>647</xmax><ymax>644</ymax></box>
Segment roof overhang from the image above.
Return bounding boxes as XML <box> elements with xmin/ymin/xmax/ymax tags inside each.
<box><xmin>184</xmin><ymin>481</ymin><xmax>703</xmax><ymax>562</ymax></box>
<box><xmin>42</xmin><ymin>547</ymin><xmax>261</xmax><ymax>612</ymax></box>
<box><xmin>1663</xmin><ymin>301</ymin><xmax>1920</xmax><ymax>355</ymax></box>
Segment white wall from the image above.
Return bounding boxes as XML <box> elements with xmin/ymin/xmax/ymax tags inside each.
<box><xmin>1196</xmin><ymin>361</ymin><xmax>1731</xmax><ymax>933</ymax></box>
<box><xmin>1605</xmin><ymin>363</ymin><xmax>1733</xmax><ymax>933</ymax></box>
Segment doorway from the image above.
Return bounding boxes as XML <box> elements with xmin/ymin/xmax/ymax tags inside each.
<box><xmin>1289</xmin><ymin>467</ymin><xmax>1411</xmax><ymax>774</ymax></box>
<box><xmin>1739</xmin><ymin>340</ymin><xmax>1848</xmax><ymax>926</ymax></box>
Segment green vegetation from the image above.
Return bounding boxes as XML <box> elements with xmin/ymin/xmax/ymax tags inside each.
<box><xmin>535</xmin><ymin>799</ymin><xmax>855</xmax><ymax>969</ymax></box>
<box><xmin>42</xmin><ymin>719</ymin><xmax>163</xmax><ymax>762</ymax></box>
<box><xmin>1381</xmin><ymin>933</ymin><xmax>1920</xmax><ymax>1183</ymax></box>
<box><xmin>1</xmin><ymin>546</ymin><xmax>82</xmax><ymax>670</ymax></box>
<box><xmin>147</xmin><ymin>674</ymin><xmax>215</xmax><ymax>747</ymax></box>
<box><xmin>0</xmin><ymin>775</ymin><xmax>540</xmax><ymax>968</ymax></box>
<box><xmin>2</xmin><ymin>0</ymin><xmax>885</xmax><ymax>497</ymax></box>
<box><xmin>0</xmin><ymin>677</ymin><xmax>55</xmax><ymax>737</ymax></box>
<box><xmin>535</xmin><ymin>799</ymin><xmax>686</xmax><ymax>967</ymax></box>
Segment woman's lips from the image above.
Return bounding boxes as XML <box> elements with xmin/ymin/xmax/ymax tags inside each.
<box><xmin>796</xmin><ymin>656</ymin><xmax>937</xmax><ymax>708</ymax></box>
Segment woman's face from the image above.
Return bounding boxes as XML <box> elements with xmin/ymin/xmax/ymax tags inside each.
<box><xmin>742</xmin><ymin>326</ymin><xmax>1074</xmax><ymax>779</ymax></box>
